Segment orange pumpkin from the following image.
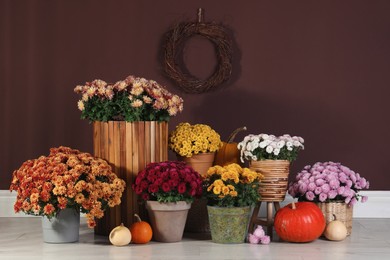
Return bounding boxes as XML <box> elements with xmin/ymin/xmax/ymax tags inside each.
<box><xmin>130</xmin><ymin>214</ymin><xmax>153</xmax><ymax>244</ymax></box>
<box><xmin>274</xmin><ymin>201</ymin><xmax>326</xmax><ymax>243</ymax></box>
<box><xmin>214</xmin><ymin>126</ymin><xmax>247</xmax><ymax>166</ymax></box>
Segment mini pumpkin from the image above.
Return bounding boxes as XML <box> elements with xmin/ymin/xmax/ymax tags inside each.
<box><xmin>324</xmin><ymin>215</ymin><xmax>348</xmax><ymax>241</ymax></box>
<box><xmin>214</xmin><ymin>126</ymin><xmax>247</xmax><ymax>166</ymax></box>
<box><xmin>274</xmin><ymin>201</ymin><xmax>326</xmax><ymax>243</ymax></box>
<box><xmin>109</xmin><ymin>223</ymin><xmax>132</xmax><ymax>246</ymax></box>
<box><xmin>130</xmin><ymin>214</ymin><xmax>153</xmax><ymax>244</ymax></box>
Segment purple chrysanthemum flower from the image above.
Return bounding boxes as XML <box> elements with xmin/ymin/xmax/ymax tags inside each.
<box><xmin>288</xmin><ymin>161</ymin><xmax>369</xmax><ymax>206</ymax></box>
<box><xmin>307</xmin><ymin>182</ymin><xmax>316</xmax><ymax>191</ymax></box>
<box><xmin>315</xmin><ymin>178</ymin><xmax>325</xmax><ymax>186</ymax></box>
<box><xmin>328</xmin><ymin>190</ymin><xmax>338</xmax><ymax>199</ymax></box>
<box><xmin>319</xmin><ymin>193</ymin><xmax>328</xmax><ymax>202</ymax></box>
<box><xmin>299</xmin><ymin>183</ymin><xmax>308</xmax><ymax>194</ymax></box>
<box><xmin>321</xmin><ymin>184</ymin><xmax>330</xmax><ymax>193</ymax></box>
<box><xmin>337</xmin><ymin>186</ymin><xmax>345</xmax><ymax>195</ymax></box>
<box><xmin>349</xmin><ymin>197</ymin><xmax>358</xmax><ymax>206</ymax></box>
<box><xmin>339</xmin><ymin>173</ymin><xmax>347</xmax><ymax>183</ymax></box>
<box><xmin>314</xmin><ymin>187</ymin><xmax>322</xmax><ymax>195</ymax></box>
<box><xmin>305</xmin><ymin>191</ymin><xmax>315</xmax><ymax>201</ymax></box>
<box><xmin>329</xmin><ymin>179</ymin><xmax>340</xmax><ymax>189</ymax></box>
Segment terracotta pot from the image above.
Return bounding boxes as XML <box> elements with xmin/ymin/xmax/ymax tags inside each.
<box><xmin>249</xmin><ymin>160</ymin><xmax>290</xmax><ymax>202</ymax></box>
<box><xmin>178</xmin><ymin>152</ymin><xmax>215</xmax><ymax>176</ymax></box>
<box><xmin>145</xmin><ymin>201</ymin><xmax>191</xmax><ymax>242</ymax></box>
<box><xmin>92</xmin><ymin>121</ymin><xmax>168</xmax><ymax>235</ymax></box>
<box><xmin>207</xmin><ymin>206</ymin><xmax>251</xmax><ymax>244</ymax></box>
<box><xmin>178</xmin><ymin>152</ymin><xmax>215</xmax><ymax>233</ymax></box>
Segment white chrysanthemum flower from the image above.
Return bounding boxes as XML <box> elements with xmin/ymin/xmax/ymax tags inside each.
<box><xmin>273</xmin><ymin>148</ymin><xmax>280</xmax><ymax>156</ymax></box>
<box><xmin>286</xmin><ymin>141</ymin><xmax>293</xmax><ymax>147</ymax></box>
<box><xmin>251</xmin><ymin>142</ymin><xmax>259</xmax><ymax>151</ymax></box>
<box><xmin>244</xmin><ymin>150</ymin><xmax>253</xmax><ymax>157</ymax></box>
<box><xmin>252</xmin><ymin>136</ymin><xmax>260</xmax><ymax>143</ymax></box>
<box><xmin>261</xmin><ymin>134</ymin><xmax>269</xmax><ymax>140</ymax></box>
<box><xmin>287</xmin><ymin>146</ymin><xmax>293</xmax><ymax>151</ymax></box>
<box><xmin>266</xmin><ymin>145</ymin><xmax>273</xmax><ymax>154</ymax></box>
<box><xmin>293</xmin><ymin>140</ymin><xmax>301</xmax><ymax>147</ymax></box>
<box><xmin>259</xmin><ymin>141</ymin><xmax>268</xmax><ymax>148</ymax></box>
<box><xmin>243</xmin><ymin>136</ymin><xmax>251</xmax><ymax>143</ymax></box>
<box><xmin>276</xmin><ymin>140</ymin><xmax>285</xmax><ymax>148</ymax></box>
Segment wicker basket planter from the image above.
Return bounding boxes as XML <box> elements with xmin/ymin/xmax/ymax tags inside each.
<box><xmin>316</xmin><ymin>201</ymin><xmax>353</xmax><ymax>235</ymax></box>
<box><xmin>249</xmin><ymin>160</ymin><xmax>290</xmax><ymax>202</ymax></box>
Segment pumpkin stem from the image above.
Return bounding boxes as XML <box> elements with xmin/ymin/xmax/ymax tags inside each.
<box><xmin>291</xmin><ymin>201</ymin><xmax>296</xmax><ymax>210</ymax></box>
<box><xmin>332</xmin><ymin>214</ymin><xmax>337</xmax><ymax>221</ymax></box>
<box><xmin>134</xmin><ymin>214</ymin><xmax>142</xmax><ymax>222</ymax></box>
<box><xmin>227</xmin><ymin>126</ymin><xmax>247</xmax><ymax>143</ymax></box>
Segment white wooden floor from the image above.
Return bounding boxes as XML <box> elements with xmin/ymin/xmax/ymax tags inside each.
<box><xmin>0</xmin><ymin>217</ymin><xmax>389</xmax><ymax>260</ymax></box>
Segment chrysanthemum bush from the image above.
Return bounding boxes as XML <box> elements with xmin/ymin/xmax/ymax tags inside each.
<box><xmin>203</xmin><ymin>163</ymin><xmax>264</xmax><ymax>207</ymax></box>
<box><xmin>238</xmin><ymin>133</ymin><xmax>304</xmax><ymax>162</ymax></box>
<box><xmin>74</xmin><ymin>75</ymin><xmax>183</xmax><ymax>122</ymax></box>
<box><xmin>169</xmin><ymin>122</ymin><xmax>223</xmax><ymax>157</ymax></box>
<box><xmin>132</xmin><ymin>161</ymin><xmax>203</xmax><ymax>203</ymax></box>
<box><xmin>9</xmin><ymin>146</ymin><xmax>126</xmax><ymax>228</ymax></box>
<box><xmin>288</xmin><ymin>161</ymin><xmax>369</xmax><ymax>206</ymax></box>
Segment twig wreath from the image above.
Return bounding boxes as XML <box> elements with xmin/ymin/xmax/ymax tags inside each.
<box><xmin>163</xmin><ymin>9</ymin><xmax>233</xmax><ymax>94</ymax></box>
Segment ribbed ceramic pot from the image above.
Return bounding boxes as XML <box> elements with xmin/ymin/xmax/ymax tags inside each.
<box><xmin>42</xmin><ymin>208</ymin><xmax>80</xmax><ymax>243</ymax></box>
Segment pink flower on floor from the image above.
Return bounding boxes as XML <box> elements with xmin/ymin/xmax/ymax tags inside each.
<box><xmin>260</xmin><ymin>236</ymin><xmax>270</xmax><ymax>245</ymax></box>
<box><xmin>253</xmin><ymin>226</ymin><xmax>265</xmax><ymax>238</ymax></box>
<box><xmin>248</xmin><ymin>234</ymin><xmax>260</xmax><ymax>244</ymax></box>
<box><xmin>247</xmin><ymin>226</ymin><xmax>270</xmax><ymax>245</ymax></box>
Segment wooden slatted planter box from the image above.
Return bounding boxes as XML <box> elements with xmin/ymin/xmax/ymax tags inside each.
<box><xmin>93</xmin><ymin>121</ymin><xmax>168</xmax><ymax>235</ymax></box>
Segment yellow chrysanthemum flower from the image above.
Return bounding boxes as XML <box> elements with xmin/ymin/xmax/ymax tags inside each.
<box><xmin>213</xmin><ymin>186</ymin><xmax>221</xmax><ymax>195</ymax></box>
<box><xmin>168</xmin><ymin>122</ymin><xmax>222</xmax><ymax>157</ymax></box>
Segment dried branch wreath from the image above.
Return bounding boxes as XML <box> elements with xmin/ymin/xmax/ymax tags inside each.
<box><xmin>163</xmin><ymin>9</ymin><xmax>233</xmax><ymax>94</ymax></box>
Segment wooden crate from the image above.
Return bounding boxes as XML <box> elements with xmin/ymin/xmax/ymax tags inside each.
<box><xmin>93</xmin><ymin>121</ymin><xmax>168</xmax><ymax>235</ymax></box>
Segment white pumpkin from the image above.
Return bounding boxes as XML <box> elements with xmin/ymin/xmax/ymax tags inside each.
<box><xmin>109</xmin><ymin>223</ymin><xmax>132</xmax><ymax>246</ymax></box>
<box><xmin>324</xmin><ymin>219</ymin><xmax>348</xmax><ymax>241</ymax></box>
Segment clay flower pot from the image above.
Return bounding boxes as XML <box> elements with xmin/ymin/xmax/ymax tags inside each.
<box><xmin>145</xmin><ymin>201</ymin><xmax>191</xmax><ymax>242</ymax></box>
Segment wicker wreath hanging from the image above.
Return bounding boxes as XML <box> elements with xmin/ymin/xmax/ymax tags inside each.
<box><xmin>163</xmin><ymin>9</ymin><xmax>233</xmax><ymax>94</ymax></box>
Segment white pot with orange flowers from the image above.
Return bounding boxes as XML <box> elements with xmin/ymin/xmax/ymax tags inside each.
<box><xmin>9</xmin><ymin>146</ymin><xmax>126</xmax><ymax>243</ymax></box>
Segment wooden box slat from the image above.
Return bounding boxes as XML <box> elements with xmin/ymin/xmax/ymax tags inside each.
<box><xmin>93</xmin><ymin>121</ymin><xmax>168</xmax><ymax>235</ymax></box>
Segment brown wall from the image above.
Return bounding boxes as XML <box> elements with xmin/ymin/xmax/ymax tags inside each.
<box><xmin>1</xmin><ymin>0</ymin><xmax>389</xmax><ymax>190</ymax></box>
